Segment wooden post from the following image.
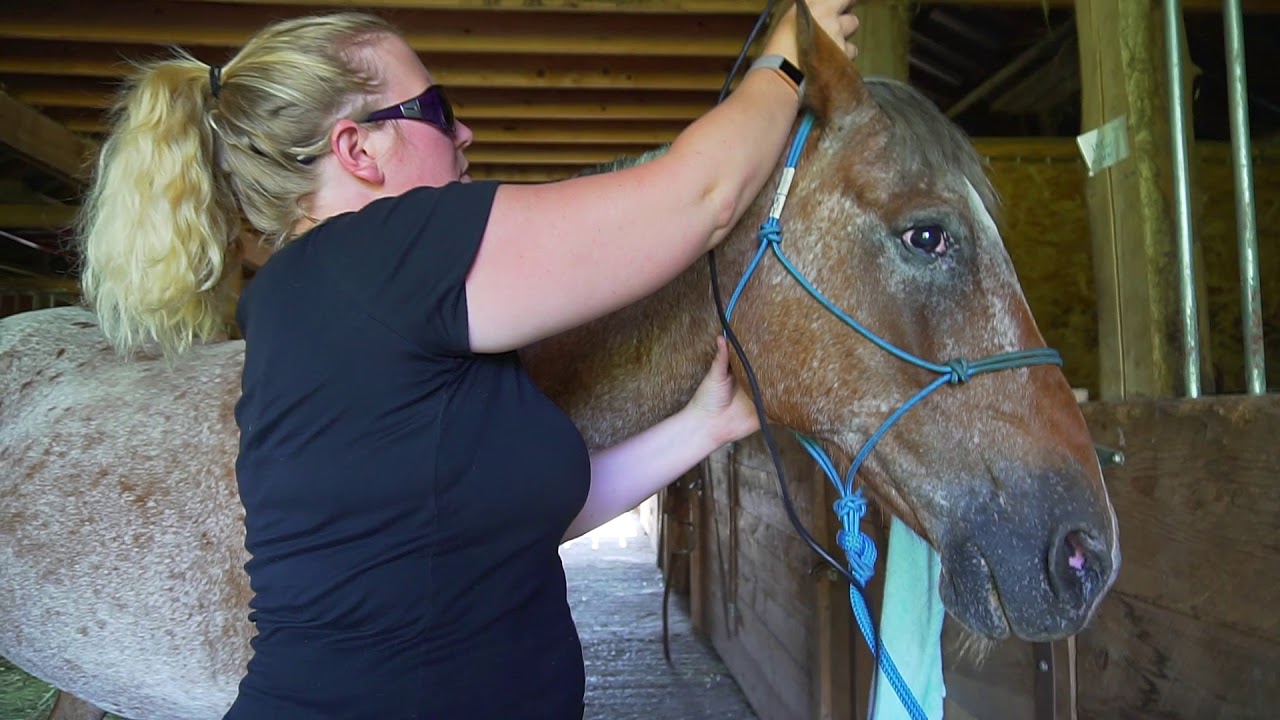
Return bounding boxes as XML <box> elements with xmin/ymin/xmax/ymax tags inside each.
<box><xmin>853</xmin><ymin>0</ymin><xmax>911</xmax><ymax>82</ymax></box>
<box><xmin>811</xmin><ymin>465</ymin><xmax>856</xmax><ymax>720</ymax></box>
<box><xmin>1074</xmin><ymin>0</ymin><xmax>1211</xmax><ymax>400</ymax></box>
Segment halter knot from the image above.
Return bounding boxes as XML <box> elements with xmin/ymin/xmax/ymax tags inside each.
<box><xmin>832</xmin><ymin>493</ymin><xmax>875</xmax><ymax>585</ymax></box>
<box><xmin>946</xmin><ymin>358</ymin><xmax>972</xmax><ymax>384</ymax></box>
<box><xmin>757</xmin><ymin>218</ymin><xmax>784</xmax><ymax>247</ymax></box>
<box><xmin>832</xmin><ymin>494</ymin><xmax>868</xmax><ymax>523</ymax></box>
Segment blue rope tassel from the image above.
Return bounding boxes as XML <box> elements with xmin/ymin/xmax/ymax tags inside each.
<box><xmin>799</xmin><ymin>438</ymin><xmax>929</xmax><ymax>720</ymax></box>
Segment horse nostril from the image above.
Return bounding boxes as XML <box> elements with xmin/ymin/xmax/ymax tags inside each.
<box><xmin>1050</xmin><ymin>528</ymin><xmax>1107</xmax><ymax>609</ymax></box>
<box><xmin>1066</xmin><ymin>530</ymin><xmax>1089</xmax><ymax>571</ymax></box>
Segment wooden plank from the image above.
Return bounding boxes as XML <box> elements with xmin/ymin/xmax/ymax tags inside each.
<box><xmin>942</xmin><ymin>625</ymin><xmax>1037</xmax><ymax>720</ymax></box>
<box><xmin>0</xmin><ymin>203</ymin><xmax>76</xmax><ymax>230</ymax></box>
<box><xmin>13</xmin><ymin>85</ymin><xmax>715</xmax><ymax>122</ymax></box>
<box><xmin>1073</xmin><ymin>0</ymin><xmax>1210</xmax><ymax>399</ymax></box>
<box><xmin>699</xmin><ymin>447</ymin><xmax>813</xmax><ymax>720</ymax></box>
<box><xmin>927</xmin><ymin>0</ymin><xmax>1280</xmax><ymax>11</ymax></box>
<box><xmin>809</xmin><ymin>459</ymin><xmax>853</xmax><ymax>720</ymax></box>
<box><xmin>0</xmin><ymin>47</ymin><xmax>736</xmax><ymax>91</ymax></box>
<box><xmin>165</xmin><ymin>0</ymin><xmax>1280</xmax><ymax>12</ymax></box>
<box><xmin>0</xmin><ymin>1</ymin><xmax>759</xmax><ymax>58</ymax></box>
<box><xmin>852</xmin><ymin>0</ymin><xmax>910</xmax><ymax>82</ymax></box>
<box><xmin>1073</xmin><ymin>395</ymin><xmax>1280</xmax><ymax>719</ymax></box>
<box><xmin>0</xmin><ymin>92</ymin><xmax>94</xmax><ymax>186</ymax></box>
<box><xmin>1076</xmin><ymin>591</ymin><xmax>1277</xmax><ymax>720</ymax></box>
<box><xmin>1080</xmin><ymin>395</ymin><xmax>1280</xmax><ymax>642</ymax></box>
<box><xmin>689</xmin><ymin>456</ymin><xmax>715</xmax><ymax>637</ymax></box>
<box><xmin>0</xmin><ymin>276</ymin><xmax>81</xmax><ymax>294</ymax></box>
<box><xmin>163</xmin><ymin>0</ymin><xmax>770</xmax><ymax>15</ymax></box>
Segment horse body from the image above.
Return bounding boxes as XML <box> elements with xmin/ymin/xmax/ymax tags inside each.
<box><xmin>1</xmin><ymin>16</ymin><xmax>1119</xmax><ymax>718</ymax></box>
<box><xmin>1</xmin><ymin>309</ymin><xmax>250</xmax><ymax>718</ymax></box>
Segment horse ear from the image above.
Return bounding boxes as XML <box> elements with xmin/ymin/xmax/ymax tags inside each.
<box><xmin>793</xmin><ymin>0</ymin><xmax>871</xmax><ymax>122</ymax></box>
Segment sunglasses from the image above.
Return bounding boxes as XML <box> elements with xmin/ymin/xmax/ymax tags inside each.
<box><xmin>361</xmin><ymin>84</ymin><xmax>456</xmax><ymax>137</ymax></box>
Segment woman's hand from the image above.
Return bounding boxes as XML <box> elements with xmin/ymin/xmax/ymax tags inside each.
<box><xmin>764</xmin><ymin>0</ymin><xmax>861</xmax><ymax>67</ymax></box>
<box><xmin>686</xmin><ymin>336</ymin><xmax>762</xmax><ymax>447</ymax></box>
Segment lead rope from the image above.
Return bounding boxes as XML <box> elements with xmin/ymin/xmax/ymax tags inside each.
<box><xmin>721</xmin><ymin>111</ymin><xmax>1064</xmax><ymax>719</ymax></box>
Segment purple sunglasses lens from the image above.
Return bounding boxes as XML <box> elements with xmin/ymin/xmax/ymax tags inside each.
<box><xmin>363</xmin><ymin>86</ymin><xmax>455</xmax><ymax>135</ymax></box>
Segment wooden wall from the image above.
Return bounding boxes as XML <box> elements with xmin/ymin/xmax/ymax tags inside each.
<box><xmin>978</xmin><ymin>138</ymin><xmax>1279</xmax><ymax>400</ymax></box>
<box><xmin>1075</xmin><ymin>394</ymin><xmax>1279</xmax><ymax>719</ymax></box>
<box><xmin>689</xmin><ymin>433</ymin><xmax>843</xmax><ymax>720</ymax></box>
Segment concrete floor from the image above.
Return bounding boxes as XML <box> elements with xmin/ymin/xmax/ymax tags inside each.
<box><xmin>562</xmin><ymin>513</ymin><xmax>758</xmax><ymax>720</ymax></box>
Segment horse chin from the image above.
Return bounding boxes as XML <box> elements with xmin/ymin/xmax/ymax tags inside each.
<box><xmin>939</xmin><ymin>546</ymin><xmax>1011</xmax><ymax>640</ymax></box>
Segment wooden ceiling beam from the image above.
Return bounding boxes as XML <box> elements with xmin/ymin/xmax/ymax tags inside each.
<box><xmin>0</xmin><ymin>92</ymin><xmax>96</xmax><ymax>188</ymax></box>
<box><xmin>0</xmin><ymin>202</ymin><xmax>77</xmax><ymax>230</ymax></box>
<box><xmin>0</xmin><ymin>1</ymin><xmax>760</xmax><ymax>58</ymax></box>
<box><xmin>465</xmin><ymin>144</ymin><xmax>652</xmax><ymax>164</ymax></box>
<box><xmin>0</xmin><ymin>52</ymin><xmax>734</xmax><ymax>92</ymax></box>
<box><xmin>51</xmin><ymin>107</ymin><xmax>685</xmax><ymax>144</ymax></box>
<box><xmin>164</xmin><ymin>0</ymin><xmax>770</xmax><ymax>15</ymax></box>
<box><xmin>468</xmin><ymin>166</ymin><xmax>579</xmax><ymax>182</ymax></box>
<box><xmin>16</xmin><ymin>86</ymin><xmax>716</xmax><ymax>121</ymax></box>
<box><xmin>163</xmin><ymin>0</ymin><xmax>1280</xmax><ymax>13</ymax></box>
<box><xmin>923</xmin><ymin>0</ymin><xmax>1279</xmax><ymax>11</ymax></box>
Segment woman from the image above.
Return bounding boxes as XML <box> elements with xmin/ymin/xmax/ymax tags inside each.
<box><xmin>76</xmin><ymin>2</ymin><xmax>860</xmax><ymax>717</ymax></box>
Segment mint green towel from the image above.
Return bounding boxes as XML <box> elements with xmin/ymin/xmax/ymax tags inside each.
<box><xmin>869</xmin><ymin>516</ymin><xmax>946</xmax><ymax>719</ymax></box>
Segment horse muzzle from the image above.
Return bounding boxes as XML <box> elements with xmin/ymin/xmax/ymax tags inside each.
<box><xmin>936</xmin><ymin>469</ymin><xmax>1119</xmax><ymax>641</ymax></box>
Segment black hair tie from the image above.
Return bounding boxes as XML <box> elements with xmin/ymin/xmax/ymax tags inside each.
<box><xmin>209</xmin><ymin>65</ymin><xmax>222</xmax><ymax>99</ymax></box>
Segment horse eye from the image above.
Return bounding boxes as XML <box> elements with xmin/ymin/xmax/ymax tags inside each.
<box><xmin>901</xmin><ymin>225</ymin><xmax>950</xmax><ymax>256</ymax></box>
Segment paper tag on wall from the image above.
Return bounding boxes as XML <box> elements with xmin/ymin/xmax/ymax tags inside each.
<box><xmin>1076</xmin><ymin>115</ymin><xmax>1131</xmax><ymax>177</ymax></box>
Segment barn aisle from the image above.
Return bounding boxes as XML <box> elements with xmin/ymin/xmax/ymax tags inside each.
<box><xmin>562</xmin><ymin>513</ymin><xmax>757</xmax><ymax>720</ymax></box>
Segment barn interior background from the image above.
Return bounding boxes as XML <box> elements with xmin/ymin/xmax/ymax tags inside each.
<box><xmin>1</xmin><ymin>0</ymin><xmax>1276</xmax><ymax>719</ymax></box>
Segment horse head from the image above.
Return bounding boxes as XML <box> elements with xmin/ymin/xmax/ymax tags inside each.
<box><xmin>713</xmin><ymin>3</ymin><xmax>1121</xmax><ymax>642</ymax></box>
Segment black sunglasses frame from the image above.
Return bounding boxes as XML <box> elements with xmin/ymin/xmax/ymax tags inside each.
<box><xmin>361</xmin><ymin>85</ymin><xmax>456</xmax><ymax>137</ymax></box>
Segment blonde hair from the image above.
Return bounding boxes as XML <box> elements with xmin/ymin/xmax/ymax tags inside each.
<box><xmin>77</xmin><ymin>12</ymin><xmax>397</xmax><ymax>358</ymax></box>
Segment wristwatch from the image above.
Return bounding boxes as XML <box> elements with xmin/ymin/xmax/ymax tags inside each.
<box><xmin>749</xmin><ymin>54</ymin><xmax>806</xmax><ymax>97</ymax></box>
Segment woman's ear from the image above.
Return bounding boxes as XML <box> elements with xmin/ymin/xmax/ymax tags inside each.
<box><xmin>329</xmin><ymin>119</ymin><xmax>386</xmax><ymax>186</ymax></box>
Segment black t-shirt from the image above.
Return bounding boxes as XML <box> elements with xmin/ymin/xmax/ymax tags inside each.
<box><xmin>224</xmin><ymin>181</ymin><xmax>591</xmax><ymax>719</ymax></box>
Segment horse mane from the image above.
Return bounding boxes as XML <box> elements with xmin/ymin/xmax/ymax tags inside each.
<box><xmin>578</xmin><ymin>145</ymin><xmax>669</xmax><ymax>176</ymax></box>
<box><xmin>862</xmin><ymin>77</ymin><xmax>1004</xmax><ymax>227</ymax></box>
<box><xmin>583</xmin><ymin>78</ymin><xmax>1002</xmax><ymax>228</ymax></box>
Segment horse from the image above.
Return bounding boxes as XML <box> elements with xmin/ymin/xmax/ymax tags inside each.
<box><xmin>0</xmin><ymin>10</ymin><xmax>1119</xmax><ymax>719</ymax></box>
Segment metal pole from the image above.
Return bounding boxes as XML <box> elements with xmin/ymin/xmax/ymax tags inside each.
<box><xmin>1164</xmin><ymin>0</ymin><xmax>1201</xmax><ymax>398</ymax></box>
<box><xmin>1223</xmin><ymin>0</ymin><xmax>1266</xmax><ymax>395</ymax></box>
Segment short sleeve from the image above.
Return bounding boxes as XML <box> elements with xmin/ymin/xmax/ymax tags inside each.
<box><xmin>310</xmin><ymin>180</ymin><xmax>501</xmax><ymax>357</ymax></box>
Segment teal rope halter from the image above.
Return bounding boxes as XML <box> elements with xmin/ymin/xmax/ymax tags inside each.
<box><xmin>722</xmin><ymin>111</ymin><xmax>1064</xmax><ymax>719</ymax></box>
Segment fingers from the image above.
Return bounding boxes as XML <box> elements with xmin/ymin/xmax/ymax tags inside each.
<box><xmin>840</xmin><ymin>13</ymin><xmax>860</xmax><ymax>38</ymax></box>
<box><xmin>713</xmin><ymin>336</ymin><xmax>731</xmax><ymax>377</ymax></box>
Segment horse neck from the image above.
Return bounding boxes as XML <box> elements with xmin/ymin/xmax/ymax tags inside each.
<box><xmin>521</xmin><ymin>222</ymin><xmax>763</xmax><ymax>450</ymax></box>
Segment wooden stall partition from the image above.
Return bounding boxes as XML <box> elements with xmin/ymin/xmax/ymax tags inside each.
<box><xmin>692</xmin><ymin>432</ymin><xmax>840</xmax><ymax>720</ymax></box>
<box><xmin>1075</xmin><ymin>394</ymin><xmax>1280</xmax><ymax>719</ymax></box>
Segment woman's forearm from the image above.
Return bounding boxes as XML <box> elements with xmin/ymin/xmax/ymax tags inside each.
<box><xmin>562</xmin><ymin>407</ymin><xmax>726</xmax><ymax>543</ymax></box>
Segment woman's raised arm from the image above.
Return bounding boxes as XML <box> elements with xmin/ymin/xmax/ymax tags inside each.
<box><xmin>463</xmin><ymin>0</ymin><xmax>859</xmax><ymax>354</ymax></box>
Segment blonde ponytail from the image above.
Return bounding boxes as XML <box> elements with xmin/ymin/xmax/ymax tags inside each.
<box><xmin>77</xmin><ymin>54</ymin><xmax>237</xmax><ymax>358</ymax></box>
<box><xmin>77</xmin><ymin>12</ymin><xmax>397</xmax><ymax>358</ymax></box>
